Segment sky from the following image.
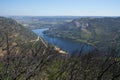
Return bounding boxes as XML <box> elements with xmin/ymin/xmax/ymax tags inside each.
<box><xmin>0</xmin><ymin>0</ymin><xmax>120</xmax><ymax>16</ymax></box>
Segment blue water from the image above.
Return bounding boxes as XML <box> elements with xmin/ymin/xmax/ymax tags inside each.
<box><xmin>32</xmin><ymin>28</ymin><xmax>95</xmax><ymax>54</ymax></box>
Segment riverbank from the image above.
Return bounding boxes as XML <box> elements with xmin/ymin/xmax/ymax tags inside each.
<box><xmin>44</xmin><ymin>34</ymin><xmax>97</xmax><ymax>49</ymax></box>
<box><xmin>33</xmin><ymin>28</ymin><xmax>95</xmax><ymax>54</ymax></box>
<box><xmin>54</xmin><ymin>46</ymin><xmax>68</xmax><ymax>54</ymax></box>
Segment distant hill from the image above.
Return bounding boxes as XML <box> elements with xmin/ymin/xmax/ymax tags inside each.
<box><xmin>10</xmin><ymin>16</ymin><xmax>77</xmax><ymax>29</ymax></box>
<box><xmin>44</xmin><ymin>17</ymin><xmax>120</xmax><ymax>50</ymax></box>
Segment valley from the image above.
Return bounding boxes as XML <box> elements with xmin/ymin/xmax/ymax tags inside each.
<box><xmin>0</xmin><ymin>16</ymin><xmax>120</xmax><ymax>80</ymax></box>
<box><xmin>0</xmin><ymin>0</ymin><xmax>120</xmax><ymax>79</ymax></box>
<box><xmin>32</xmin><ymin>28</ymin><xmax>95</xmax><ymax>54</ymax></box>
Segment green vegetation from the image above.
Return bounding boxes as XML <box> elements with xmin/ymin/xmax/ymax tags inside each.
<box><xmin>0</xmin><ymin>17</ymin><xmax>120</xmax><ymax>80</ymax></box>
<box><xmin>44</xmin><ymin>17</ymin><xmax>120</xmax><ymax>51</ymax></box>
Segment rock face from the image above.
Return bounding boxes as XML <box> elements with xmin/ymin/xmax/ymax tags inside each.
<box><xmin>0</xmin><ymin>17</ymin><xmax>37</xmax><ymax>56</ymax></box>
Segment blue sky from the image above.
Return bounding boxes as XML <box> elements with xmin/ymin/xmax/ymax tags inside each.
<box><xmin>0</xmin><ymin>0</ymin><xmax>120</xmax><ymax>16</ymax></box>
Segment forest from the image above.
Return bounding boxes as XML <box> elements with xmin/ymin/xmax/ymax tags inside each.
<box><xmin>0</xmin><ymin>17</ymin><xmax>120</xmax><ymax>80</ymax></box>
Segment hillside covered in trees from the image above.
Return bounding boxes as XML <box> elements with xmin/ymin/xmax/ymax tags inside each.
<box><xmin>0</xmin><ymin>16</ymin><xmax>60</xmax><ymax>79</ymax></box>
<box><xmin>0</xmin><ymin>16</ymin><xmax>38</xmax><ymax>56</ymax></box>
<box><xmin>44</xmin><ymin>17</ymin><xmax>120</xmax><ymax>51</ymax></box>
<box><xmin>0</xmin><ymin>17</ymin><xmax>120</xmax><ymax>80</ymax></box>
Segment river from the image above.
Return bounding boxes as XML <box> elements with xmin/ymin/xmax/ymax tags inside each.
<box><xmin>32</xmin><ymin>28</ymin><xmax>95</xmax><ymax>55</ymax></box>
